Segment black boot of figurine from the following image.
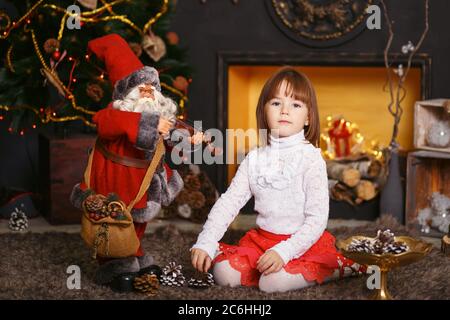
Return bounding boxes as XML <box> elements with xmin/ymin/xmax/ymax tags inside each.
<box><xmin>109</xmin><ymin>272</ymin><xmax>139</xmax><ymax>293</ymax></box>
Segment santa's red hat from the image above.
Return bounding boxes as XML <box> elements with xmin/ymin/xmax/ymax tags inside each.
<box><xmin>87</xmin><ymin>33</ymin><xmax>161</xmax><ymax>101</ymax></box>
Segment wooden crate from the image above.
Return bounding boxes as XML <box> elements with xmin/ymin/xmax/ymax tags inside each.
<box><xmin>405</xmin><ymin>150</ymin><xmax>450</xmax><ymax>235</ymax></box>
<box><xmin>414</xmin><ymin>99</ymin><xmax>450</xmax><ymax>153</ymax></box>
<box><xmin>38</xmin><ymin>133</ymin><xmax>96</xmax><ymax>225</ymax></box>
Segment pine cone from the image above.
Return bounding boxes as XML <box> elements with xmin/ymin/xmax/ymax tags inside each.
<box><xmin>9</xmin><ymin>208</ymin><xmax>28</xmax><ymax>231</ymax></box>
<box><xmin>84</xmin><ymin>194</ymin><xmax>106</xmax><ymax>213</ymax></box>
<box><xmin>184</xmin><ymin>174</ymin><xmax>201</xmax><ymax>191</ymax></box>
<box><xmin>187</xmin><ymin>191</ymin><xmax>206</xmax><ymax>209</ymax></box>
<box><xmin>162</xmin><ymin>261</ymin><xmax>183</xmax><ymax>278</ymax></box>
<box><xmin>348</xmin><ymin>239</ymin><xmax>375</xmax><ymax>253</ymax></box>
<box><xmin>175</xmin><ymin>189</ymin><xmax>191</xmax><ymax>205</ymax></box>
<box><xmin>160</xmin><ymin>262</ymin><xmax>186</xmax><ymax>287</ymax></box>
<box><xmin>160</xmin><ymin>274</ymin><xmax>186</xmax><ymax>287</ymax></box>
<box><xmin>348</xmin><ymin>230</ymin><xmax>409</xmax><ymax>255</ymax></box>
<box><xmin>375</xmin><ymin>229</ymin><xmax>395</xmax><ymax>245</ymax></box>
<box><xmin>188</xmin><ymin>272</ymin><xmax>215</xmax><ymax>289</ymax></box>
<box><xmin>383</xmin><ymin>241</ymin><xmax>409</xmax><ymax>254</ymax></box>
<box><xmin>372</xmin><ymin>240</ymin><xmax>384</xmax><ymax>254</ymax></box>
<box><xmin>86</xmin><ymin>83</ymin><xmax>104</xmax><ymax>103</ymax></box>
<box><xmin>134</xmin><ymin>274</ymin><xmax>159</xmax><ymax>297</ymax></box>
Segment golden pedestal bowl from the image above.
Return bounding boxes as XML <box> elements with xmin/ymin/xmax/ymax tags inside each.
<box><xmin>336</xmin><ymin>236</ymin><xmax>433</xmax><ymax>300</ymax></box>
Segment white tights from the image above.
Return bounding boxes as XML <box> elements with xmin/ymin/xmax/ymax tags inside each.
<box><xmin>213</xmin><ymin>260</ymin><xmax>361</xmax><ymax>293</ymax></box>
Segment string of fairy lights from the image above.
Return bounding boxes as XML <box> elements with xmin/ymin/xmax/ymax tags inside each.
<box><xmin>0</xmin><ymin>0</ymin><xmax>189</xmax><ymax>135</ymax></box>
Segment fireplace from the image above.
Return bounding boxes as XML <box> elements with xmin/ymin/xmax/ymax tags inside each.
<box><xmin>217</xmin><ymin>52</ymin><xmax>431</xmax><ymax>219</ymax></box>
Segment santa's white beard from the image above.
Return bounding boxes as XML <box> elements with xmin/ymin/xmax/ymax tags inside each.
<box><xmin>112</xmin><ymin>86</ymin><xmax>177</xmax><ymax>122</ymax></box>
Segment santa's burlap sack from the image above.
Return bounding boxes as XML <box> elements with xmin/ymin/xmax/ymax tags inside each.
<box><xmin>80</xmin><ymin>138</ymin><xmax>165</xmax><ymax>258</ymax></box>
<box><xmin>81</xmin><ymin>198</ymin><xmax>139</xmax><ymax>258</ymax></box>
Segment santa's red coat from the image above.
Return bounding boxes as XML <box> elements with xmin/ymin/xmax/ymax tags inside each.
<box><xmin>78</xmin><ymin>103</ymin><xmax>173</xmax><ymax>210</ymax></box>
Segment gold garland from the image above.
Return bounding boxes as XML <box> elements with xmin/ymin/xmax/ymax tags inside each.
<box><xmin>6</xmin><ymin>45</ymin><xmax>15</xmax><ymax>73</ymax></box>
<box><xmin>143</xmin><ymin>0</ymin><xmax>169</xmax><ymax>34</ymax></box>
<box><xmin>161</xmin><ymin>82</ymin><xmax>188</xmax><ymax>110</ymax></box>
<box><xmin>0</xmin><ymin>11</ymin><xmax>12</xmax><ymax>31</ymax></box>
<box><xmin>0</xmin><ymin>0</ymin><xmax>44</xmax><ymax>39</ymax></box>
<box><xmin>100</xmin><ymin>0</ymin><xmax>119</xmax><ymax>15</ymax></box>
<box><xmin>43</xmin><ymin>0</ymin><xmax>168</xmax><ymax>36</ymax></box>
<box><xmin>57</xmin><ymin>13</ymin><xmax>68</xmax><ymax>41</ymax></box>
<box><xmin>28</xmin><ymin>27</ymin><xmax>96</xmax><ymax>127</ymax></box>
<box><xmin>1</xmin><ymin>0</ymin><xmax>179</xmax><ymax>129</ymax></box>
<box><xmin>0</xmin><ymin>104</ymin><xmax>94</xmax><ymax>127</ymax></box>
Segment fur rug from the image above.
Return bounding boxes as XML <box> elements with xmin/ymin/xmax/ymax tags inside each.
<box><xmin>0</xmin><ymin>215</ymin><xmax>448</xmax><ymax>300</ymax></box>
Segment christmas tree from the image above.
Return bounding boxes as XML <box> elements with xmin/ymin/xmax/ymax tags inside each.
<box><xmin>0</xmin><ymin>0</ymin><xmax>192</xmax><ymax>134</ymax></box>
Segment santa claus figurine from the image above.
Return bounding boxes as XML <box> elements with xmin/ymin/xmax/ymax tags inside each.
<box><xmin>70</xmin><ymin>34</ymin><xmax>201</xmax><ymax>291</ymax></box>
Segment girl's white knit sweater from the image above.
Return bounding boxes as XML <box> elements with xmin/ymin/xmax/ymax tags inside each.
<box><xmin>192</xmin><ymin>130</ymin><xmax>329</xmax><ymax>264</ymax></box>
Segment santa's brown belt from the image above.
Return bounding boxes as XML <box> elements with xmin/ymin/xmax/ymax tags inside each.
<box><xmin>95</xmin><ymin>139</ymin><xmax>153</xmax><ymax>169</ymax></box>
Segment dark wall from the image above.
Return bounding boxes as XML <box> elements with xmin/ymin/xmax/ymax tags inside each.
<box><xmin>1</xmin><ymin>0</ymin><xmax>449</xmax><ymax>193</ymax></box>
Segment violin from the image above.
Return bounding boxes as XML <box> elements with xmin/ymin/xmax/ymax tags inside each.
<box><xmin>169</xmin><ymin>118</ymin><xmax>223</xmax><ymax>157</ymax></box>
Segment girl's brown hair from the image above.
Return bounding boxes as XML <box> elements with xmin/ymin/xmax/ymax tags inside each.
<box><xmin>256</xmin><ymin>67</ymin><xmax>320</xmax><ymax>147</ymax></box>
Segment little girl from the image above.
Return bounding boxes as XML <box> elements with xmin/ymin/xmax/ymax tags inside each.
<box><xmin>191</xmin><ymin>67</ymin><xmax>365</xmax><ymax>293</ymax></box>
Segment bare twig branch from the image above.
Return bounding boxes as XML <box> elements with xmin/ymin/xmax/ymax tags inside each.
<box><xmin>381</xmin><ymin>0</ymin><xmax>429</xmax><ymax>147</ymax></box>
<box><xmin>380</xmin><ymin>0</ymin><xmax>395</xmax><ymax>119</ymax></box>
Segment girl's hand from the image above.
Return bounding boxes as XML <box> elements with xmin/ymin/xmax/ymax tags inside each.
<box><xmin>191</xmin><ymin>248</ymin><xmax>212</xmax><ymax>273</ymax></box>
<box><xmin>157</xmin><ymin>117</ymin><xmax>173</xmax><ymax>136</ymax></box>
<box><xmin>257</xmin><ymin>250</ymin><xmax>284</xmax><ymax>276</ymax></box>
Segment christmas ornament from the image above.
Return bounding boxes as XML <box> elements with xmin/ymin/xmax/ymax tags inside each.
<box><xmin>142</xmin><ymin>31</ymin><xmax>166</xmax><ymax>62</ymax></box>
<box><xmin>394</xmin><ymin>64</ymin><xmax>404</xmax><ymax>77</ymax></box>
<box><xmin>177</xmin><ymin>203</ymin><xmax>192</xmax><ymax>219</ymax></box>
<box><xmin>401</xmin><ymin>41</ymin><xmax>415</xmax><ymax>54</ymax></box>
<box><xmin>347</xmin><ymin>229</ymin><xmax>409</xmax><ymax>255</ymax></box>
<box><xmin>9</xmin><ymin>207</ymin><xmax>29</xmax><ymax>231</ymax></box>
<box><xmin>52</xmin><ymin>49</ymin><xmax>61</xmax><ymax>61</ymax></box>
<box><xmin>426</xmin><ymin>122</ymin><xmax>450</xmax><ymax>148</ymax></box>
<box><xmin>321</xmin><ymin>115</ymin><xmax>384</xmax><ymax>160</ymax></box>
<box><xmin>166</xmin><ymin>31</ymin><xmax>179</xmax><ymax>45</ymax></box>
<box><xmin>173</xmin><ymin>76</ymin><xmax>189</xmax><ymax>94</ymax></box>
<box><xmin>86</xmin><ymin>83</ymin><xmax>104</xmax><ymax>102</ymax></box>
<box><xmin>187</xmin><ymin>272</ymin><xmax>215</xmax><ymax>289</ymax></box>
<box><xmin>134</xmin><ymin>274</ymin><xmax>159</xmax><ymax>297</ymax></box>
<box><xmin>160</xmin><ymin>262</ymin><xmax>186</xmax><ymax>287</ymax></box>
<box><xmin>167</xmin><ymin>165</ymin><xmax>218</xmax><ymax>223</ymax></box>
<box><xmin>77</xmin><ymin>0</ymin><xmax>98</xmax><ymax>10</ymax></box>
<box><xmin>40</xmin><ymin>68</ymin><xmax>66</xmax><ymax>97</ymax></box>
<box><xmin>43</xmin><ymin>38</ymin><xmax>59</xmax><ymax>54</ymax></box>
<box><xmin>328</xmin><ymin>118</ymin><xmax>352</xmax><ymax>157</ymax></box>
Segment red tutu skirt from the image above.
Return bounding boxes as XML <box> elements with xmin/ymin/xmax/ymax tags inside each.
<box><xmin>213</xmin><ymin>228</ymin><xmax>359</xmax><ymax>287</ymax></box>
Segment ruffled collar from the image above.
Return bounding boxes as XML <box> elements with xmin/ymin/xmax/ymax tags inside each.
<box><xmin>268</xmin><ymin>130</ymin><xmax>306</xmax><ymax>150</ymax></box>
